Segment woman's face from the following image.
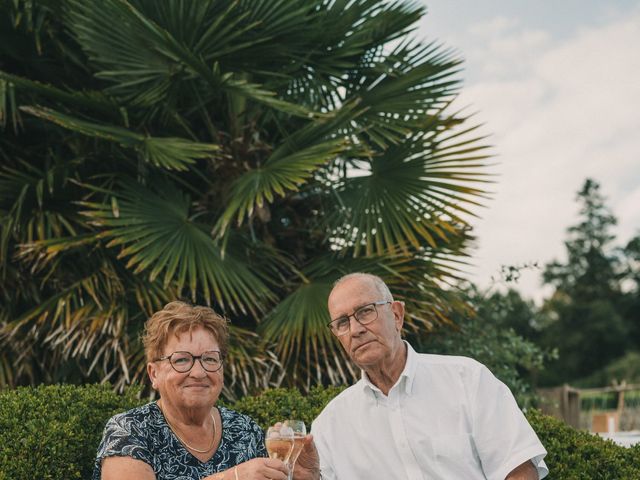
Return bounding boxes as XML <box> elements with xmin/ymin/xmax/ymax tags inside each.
<box><xmin>147</xmin><ymin>326</ymin><xmax>224</xmax><ymax>411</ymax></box>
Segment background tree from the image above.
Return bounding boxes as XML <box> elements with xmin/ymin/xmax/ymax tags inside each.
<box><xmin>621</xmin><ymin>235</ymin><xmax>640</xmax><ymax>347</ymax></box>
<box><xmin>538</xmin><ymin>179</ymin><xmax>631</xmax><ymax>385</ymax></box>
<box><xmin>0</xmin><ymin>0</ymin><xmax>490</xmax><ymax>395</ymax></box>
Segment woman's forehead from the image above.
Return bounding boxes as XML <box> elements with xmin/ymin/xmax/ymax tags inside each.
<box><xmin>165</xmin><ymin>326</ymin><xmax>218</xmax><ymax>349</ymax></box>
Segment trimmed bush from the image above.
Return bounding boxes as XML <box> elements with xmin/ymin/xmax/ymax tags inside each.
<box><xmin>1</xmin><ymin>384</ymin><xmax>639</xmax><ymax>479</ymax></box>
<box><xmin>0</xmin><ymin>384</ymin><xmax>144</xmax><ymax>479</ymax></box>
<box><xmin>526</xmin><ymin>409</ymin><xmax>640</xmax><ymax>479</ymax></box>
<box><xmin>229</xmin><ymin>385</ymin><xmax>345</xmax><ymax>429</ymax></box>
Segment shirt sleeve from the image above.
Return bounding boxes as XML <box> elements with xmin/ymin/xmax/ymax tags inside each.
<box><xmin>470</xmin><ymin>364</ymin><xmax>549</xmax><ymax>480</ymax></box>
<box><xmin>95</xmin><ymin>413</ymin><xmax>153</xmax><ymax>468</ymax></box>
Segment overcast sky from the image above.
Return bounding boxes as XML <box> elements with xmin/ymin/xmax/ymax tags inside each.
<box><xmin>416</xmin><ymin>0</ymin><xmax>640</xmax><ymax>301</ymax></box>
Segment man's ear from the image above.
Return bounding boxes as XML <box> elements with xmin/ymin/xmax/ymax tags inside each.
<box><xmin>392</xmin><ymin>300</ymin><xmax>405</xmax><ymax>332</ymax></box>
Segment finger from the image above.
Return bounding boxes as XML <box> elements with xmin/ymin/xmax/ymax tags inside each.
<box><xmin>263</xmin><ymin>458</ymin><xmax>288</xmax><ymax>472</ymax></box>
<box><xmin>263</xmin><ymin>466</ymin><xmax>288</xmax><ymax>480</ymax></box>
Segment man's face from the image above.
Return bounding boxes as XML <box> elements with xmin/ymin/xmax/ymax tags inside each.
<box><xmin>328</xmin><ymin>277</ymin><xmax>404</xmax><ymax>369</ymax></box>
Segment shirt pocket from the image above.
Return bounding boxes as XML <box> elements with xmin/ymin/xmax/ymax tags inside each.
<box><xmin>431</xmin><ymin>433</ymin><xmax>481</xmax><ymax>471</ymax></box>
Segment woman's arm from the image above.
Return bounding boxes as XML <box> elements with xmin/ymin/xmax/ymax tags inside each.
<box><xmin>204</xmin><ymin>458</ymin><xmax>289</xmax><ymax>480</ymax></box>
<box><xmin>101</xmin><ymin>456</ymin><xmax>156</xmax><ymax>480</ymax></box>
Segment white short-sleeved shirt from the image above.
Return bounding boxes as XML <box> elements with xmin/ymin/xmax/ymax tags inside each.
<box><xmin>311</xmin><ymin>342</ymin><xmax>548</xmax><ymax>480</ymax></box>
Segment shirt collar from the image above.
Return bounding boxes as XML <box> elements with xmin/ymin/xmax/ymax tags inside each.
<box><xmin>360</xmin><ymin>341</ymin><xmax>418</xmax><ymax>397</ymax></box>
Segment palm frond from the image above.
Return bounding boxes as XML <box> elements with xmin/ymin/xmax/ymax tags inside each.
<box><xmin>260</xmin><ymin>278</ymin><xmax>354</xmax><ymax>388</ymax></box>
<box><xmin>0</xmin><ymin>70</ymin><xmax>120</xmax><ymax>117</ymax></box>
<box><xmin>222</xmin><ymin>324</ymin><xmax>281</xmax><ymax>400</ymax></box>
<box><xmin>325</xmin><ymin>112</ymin><xmax>492</xmax><ymax>256</ymax></box>
<box><xmin>79</xmin><ymin>178</ymin><xmax>276</xmax><ymax>314</ymax></box>
<box><xmin>216</xmin><ymin>138</ymin><xmax>349</xmax><ymax>234</ymax></box>
<box><xmin>1</xmin><ymin>0</ymin><xmax>492</xmax><ymax>393</ymax></box>
<box><xmin>0</xmin><ymin>77</ymin><xmax>21</xmax><ymax>130</ymax></box>
<box><xmin>21</xmin><ymin>106</ymin><xmax>219</xmax><ymax>170</ymax></box>
<box><xmin>66</xmin><ymin>0</ymin><xmax>312</xmax><ymax>117</ymax></box>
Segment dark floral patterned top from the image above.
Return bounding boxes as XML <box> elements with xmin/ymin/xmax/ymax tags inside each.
<box><xmin>93</xmin><ymin>402</ymin><xmax>267</xmax><ymax>480</ymax></box>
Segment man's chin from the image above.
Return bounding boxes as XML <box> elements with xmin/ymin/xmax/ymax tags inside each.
<box><xmin>352</xmin><ymin>342</ymin><xmax>378</xmax><ymax>362</ymax></box>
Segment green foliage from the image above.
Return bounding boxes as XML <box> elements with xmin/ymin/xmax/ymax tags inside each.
<box><xmin>526</xmin><ymin>409</ymin><xmax>640</xmax><ymax>479</ymax></box>
<box><xmin>228</xmin><ymin>385</ymin><xmax>345</xmax><ymax>429</ymax></box>
<box><xmin>0</xmin><ymin>384</ymin><xmax>144</xmax><ymax>480</ymax></box>
<box><xmin>539</xmin><ymin>179</ymin><xmax>636</xmax><ymax>385</ymax></box>
<box><xmin>1</xmin><ymin>0</ymin><xmax>490</xmax><ymax>394</ymax></box>
<box><xmin>1</xmin><ymin>384</ymin><xmax>638</xmax><ymax>480</ymax></box>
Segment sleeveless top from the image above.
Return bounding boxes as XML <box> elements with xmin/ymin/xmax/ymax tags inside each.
<box><xmin>93</xmin><ymin>402</ymin><xmax>266</xmax><ymax>479</ymax></box>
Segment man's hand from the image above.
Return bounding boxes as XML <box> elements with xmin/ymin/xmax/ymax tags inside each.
<box><xmin>505</xmin><ymin>460</ymin><xmax>538</xmax><ymax>480</ymax></box>
<box><xmin>292</xmin><ymin>434</ymin><xmax>320</xmax><ymax>480</ymax></box>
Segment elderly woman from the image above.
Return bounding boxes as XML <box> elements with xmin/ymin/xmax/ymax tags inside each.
<box><xmin>93</xmin><ymin>301</ymin><xmax>288</xmax><ymax>480</ymax></box>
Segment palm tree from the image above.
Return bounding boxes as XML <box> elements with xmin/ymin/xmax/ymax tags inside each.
<box><xmin>0</xmin><ymin>0</ymin><xmax>490</xmax><ymax>397</ymax></box>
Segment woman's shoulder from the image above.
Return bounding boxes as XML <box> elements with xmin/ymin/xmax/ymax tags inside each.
<box><xmin>218</xmin><ymin>406</ymin><xmax>263</xmax><ymax>436</ymax></box>
<box><xmin>219</xmin><ymin>405</ymin><xmax>259</xmax><ymax>426</ymax></box>
<box><xmin>105</xmin><ymin>401</ymin><xmax>163</xmax><ymax>434</ymax></box>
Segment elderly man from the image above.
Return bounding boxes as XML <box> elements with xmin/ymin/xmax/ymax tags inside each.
<box><xmin>296</xmin><ymin>273</ymin><xmax>548</xmax><ymax>480</ymax></box>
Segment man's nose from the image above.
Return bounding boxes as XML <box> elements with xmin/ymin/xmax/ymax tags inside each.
<box><xmin>349</xmin><ymin>316</ymin><xmax>366</xmax><ymax>335</ymax></box>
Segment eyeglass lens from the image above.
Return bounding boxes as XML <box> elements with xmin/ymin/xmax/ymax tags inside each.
<box><xmin>332</xmin><ymin>303</ymin><xmax>379</xmax><ymax>334</ymax></box>
<box><xmin>170</xmin><ymin>351</ymin><xmax>222</xmax><ymax>372</ymax></box>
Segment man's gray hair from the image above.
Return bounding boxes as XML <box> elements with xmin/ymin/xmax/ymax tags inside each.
<box><xmin>332</xmin><ymin>272</ymin><xmax>394</xmax><ymax>302</ymax></box>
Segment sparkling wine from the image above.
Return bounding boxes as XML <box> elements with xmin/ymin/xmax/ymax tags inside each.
<box><xmin>289</xmin><ymin>435</ymin><xmax>305</xmax><ymax>464</ymax></box>
<box><xmin>266</xmin><ymin>437</ymin><xmax>294</xmax><ymax>462</ymax></box>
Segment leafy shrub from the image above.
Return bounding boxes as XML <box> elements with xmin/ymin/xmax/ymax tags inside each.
<box><xmin>228</xmin><ymin>385</ymin><xmax>345</xmax><ymax>429</ymax></box>
<box><xmin>0</xmin><ymin>384</ymin><xmax>143</xmax><ymax>479</ymax></box>
<box><xmin>1</xmin><ymin>384</ymin><xmax>639</xmax><ymax>479</ymax></box>
<box><xmin>527</xmin><ymin>409</ymin><xmax>640</xmax><ymax>479</ymax></box>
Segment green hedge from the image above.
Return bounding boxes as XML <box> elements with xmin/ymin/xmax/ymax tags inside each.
<box><xmin>526</xmin><ymin>409</ymin><xmax>640</xmax><ymax>479</ymax></box>
<box><xmin>1</xmin><ymin>384</ymin><xmax>638</xmax><ymax>479</ymax></box>
<box><xmin>227</xmin><ymin>385</ymin><xmax>345</xmax><ymax>429</ymax></box>
<box><xmin>0</xmin><ymin>384</ymin><xmax>144</xmax><ymax>480</ymax></box>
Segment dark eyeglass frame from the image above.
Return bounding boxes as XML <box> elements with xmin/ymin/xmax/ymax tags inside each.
<box><xmin>327</xmin><ymin>300</ymin><xmax>392</xmax><ymax>336</ymax></box>
<box><xmin>156</xmin><ymin>350</ymin><xmax>224</xmax><ymax>373</ymax></box>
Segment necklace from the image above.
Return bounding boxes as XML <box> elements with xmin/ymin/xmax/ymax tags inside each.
<box><xmin>159</xmin><ymin>400</ymin><xmax>217</xmax><ymax>453</ymax></box>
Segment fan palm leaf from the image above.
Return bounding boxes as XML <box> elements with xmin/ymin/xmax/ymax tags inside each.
<box><xmin>21</xmin><ymin>106</ymin><xmax>220</xmax><ymax>171</ymax></box>
<box><xmin>79</xmin><ymin>178</ymin><xmax>275</xmax><ymax>314</ymax></box>
<box><xmin>326</xmin><ymin>117</ymin><xmax>492</xmax><ymax>256</ymax></box>
<box><xmin>1</xmin><ymin>0</ymin><xmax>492</xmax><ymax>395</ymax></box>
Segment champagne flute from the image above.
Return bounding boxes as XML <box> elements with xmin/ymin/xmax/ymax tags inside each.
<box><xmin>283</xmin><ymin>420</ymin><xmax>306</xmax><ymax>480</ymax></box>
<box><xmin>265</xmin><ymin>425</ymin><xmax>295</xmax><ymax>463</ymax></box>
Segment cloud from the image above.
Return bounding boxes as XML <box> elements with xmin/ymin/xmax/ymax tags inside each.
<box><xmin>446</xmin><ymin>11</ymin><xmax>640</xmax><ymax>301</ymax></box>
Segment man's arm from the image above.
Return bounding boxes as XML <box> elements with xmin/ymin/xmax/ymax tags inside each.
<box><xmin>505</xmin><ymin>460</ymin><xmax>538</xmax><ymax>480</ymax></box>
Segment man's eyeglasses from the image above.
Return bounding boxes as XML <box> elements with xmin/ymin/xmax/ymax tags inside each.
<box><xmin>156</xmin><ymin>350</ymin><xmax>223</xmax><ymax>373</ymax></box>
<box><xmin>328</xmin><ymin>301</ymin><xmax>392</xmax><ymax>336</ymax></box>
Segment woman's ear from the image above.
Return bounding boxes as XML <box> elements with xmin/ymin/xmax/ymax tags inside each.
<box><xmin>147</xmin><ymin>362</ymin><xmax>158</xmax><ymax>389</ymax></box>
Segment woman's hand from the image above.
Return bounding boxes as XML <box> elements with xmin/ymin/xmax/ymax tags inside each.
<box><xmin>292</xmin><ymin>435</ymin><xmax>320</xmax><ymax>480</ymax></box>
<box><xmin>233</xmin><ymin>457</ymin><xmax>289</xmax><ymax>480</ymax></box>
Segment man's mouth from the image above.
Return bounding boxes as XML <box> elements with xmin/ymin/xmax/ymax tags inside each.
<box><xmin>353</xmin><ymin>341</ymin><xmax>373</xmax><ymax>352</ymax></box>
